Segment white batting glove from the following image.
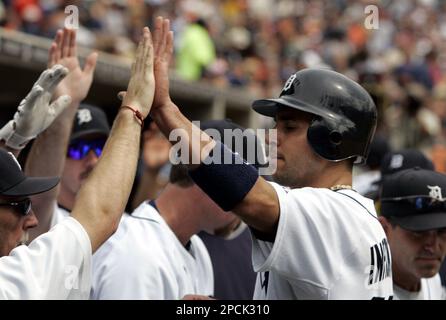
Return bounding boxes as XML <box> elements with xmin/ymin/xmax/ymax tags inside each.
<box><xmin>0</xmin><ymin>64</ymin><xmax>72</xmax><ymax>149</ymax></box>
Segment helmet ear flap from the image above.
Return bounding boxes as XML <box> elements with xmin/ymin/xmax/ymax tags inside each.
<box><xmin>307</xmin><ymin>117</ymin><xmax>344</xmax><ymax>161</ymax></box>
<box><xmin>328</xmin><ymin>131</ymin><xmax>343</xmax><ymax>146</ymax></box>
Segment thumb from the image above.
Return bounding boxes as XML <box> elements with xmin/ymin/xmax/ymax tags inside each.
<box><xmin>117</xmin><ymin>91</ymin><xmax>127</xmax><ymax>101</ymax></box>
<box><xmin>49</xmin><ymin>95</ymin><xmax>72</xmax><ymax>119</ymax></box>
<box><xmin>83</xmin><ymin>52</ymin><xmax>98</xmax><ymax>75</ymax></box>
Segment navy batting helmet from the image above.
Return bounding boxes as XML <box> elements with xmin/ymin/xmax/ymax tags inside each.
<box><xmin>252</xmin><ymin>68</ymin><xmax>377</xmax><ymax>164</ymax></box>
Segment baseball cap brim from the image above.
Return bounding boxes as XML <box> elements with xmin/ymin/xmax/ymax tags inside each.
<box><xmin>70</xmin><ymin>129</ymin><xmax>109</xmax><ymax>143</ymax></box>
<box><xmin>252</xmin><ymin>96</ymin><xmax>345</xmax><ymax>122</ymax></box>
<box><xmin>391</xmin><ymin>212</ymin><xmax>446</xmax><ymax>232</ymax></box>
<box><xmin>1</xmin><ymin>176</ymin><xmax>59</xmax><ymax>197</ymax></box>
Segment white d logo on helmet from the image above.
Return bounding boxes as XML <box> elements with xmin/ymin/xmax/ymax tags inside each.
<box><xmin>428</xmin><ymin>185</ymin><xmax>445</xmax><ymax>201</ymax></box>
<box><xmin>283</xmin><ymin>74</ymin><xmax>297</xmax><ymax>92</ymax></box>
<box><xmin>77</xmin><ymin>109</ymin><xmax>93</xmax><ymax>125</ymax></box>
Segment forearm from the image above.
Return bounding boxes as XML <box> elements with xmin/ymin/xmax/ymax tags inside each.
<box><xmin>25</xmin><ymin>103</ymin><xmax>79</xmax><ymax>240</ymax></box>
<box><xmin>153</xmin><ymin>103</ymin><xmax>280</xmax><ymax>233</ymax></box>
<box><xmin>71</xmin><ymin>110</ymin><xmax>141</xmax><ymax>252</ymax></box>
<box><xmin>151</xmin><ymin>101</ymin><xmax>216</xmax><ymax>167</ymax></box>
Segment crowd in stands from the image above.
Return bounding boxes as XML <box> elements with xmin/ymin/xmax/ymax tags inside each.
<box><xmin>2</xmin><ymin>0</ymin><xmax>446</xmax><ymax>164</ymax></box>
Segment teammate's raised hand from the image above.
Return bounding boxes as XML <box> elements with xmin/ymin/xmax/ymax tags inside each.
<box><xmin>152</xmin><ymin>16</ymin><xmax>174</xmax><ymax>112</ymax></box>
<box><xmin>0</xmin><ymin>64</ymin><xmax>72</xmax><ymax>150</ymax></box>
<box><xmin>48</xmin><ymin>28</ymin><xmax>98</xmax><ymax>104</ymax></box>
<box><xmin>121</xmin><ymin>27</ymin><xmax>155</xmax><ymax>118</ymax></box>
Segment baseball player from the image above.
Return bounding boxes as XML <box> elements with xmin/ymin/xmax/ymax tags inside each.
<box><xmin>149</xmin><ymin>17</ymin><xmax>393</xmax><ymax>299</ymax></box>
<box><xmin>379</xmin><ymin>168</ymin><xmax>446</xmax><ymax>299</ymax></box>
<box><xmin>91</xmin><ymin>119</ymin><xmax>265</xmax><ymax>299</ymax></box>
<box><xmin>0</xmin><ymin>25</ymin><xmax>156</xmax><ymax>299</ymax></box>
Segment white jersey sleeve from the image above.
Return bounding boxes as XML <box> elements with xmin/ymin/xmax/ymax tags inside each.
<box><xmin>0</xmin><ymin>217</ymin><xmax>92</xmax><ymax>299</ymax></box>
<box><xmin>91</xmin><ymin>231</ymin><xmax>180</xmax><ymax>300</ymax></box>
<box><xmin>91</xmin><ymin>204</ymin><xmax>214</xmax><ymax>300</ymax></box>
<box><xmin>50</xmin><ymin>202</ymin><xmax>70</xmax><ymax>227</ymax></box>
<box><xmin>252</xmin><ymin>182</ymin><xmax>393</xmax><ymax>299</ymax></box>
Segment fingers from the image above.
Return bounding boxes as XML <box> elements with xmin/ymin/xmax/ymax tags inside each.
<box><xmin>134</xmin><ymin>36</ymin><xmax>144</xmax><ymax>74</ymax></box>
<box><xmin>159</xmin><ymin>18</ymin><xmax>170</xmax><ymax>57</ymax></box>
<box><xmin>48</xmin><ymin>43</ymin><xmax>58</xmax><ymax>67</ymax></box>
<box><xmin>46</xmin><ymin>64</ymin><xmax>69</xmax><ymax>92</ymax></box>
<box><xmin>142</xmin><ymin>27</ymin><xmax>154</xmax><ymax>72</ymax></box>
<box><xmin>166</xmin><ymin>31</ymin><xmax>174</xmax><ymax>59</ymax></box>
<box><xmin>37</xmin><ymin>64</ymin><xmax>68</xmax><ymax>91</ymax></box>
<box><xmin>83</xmin><ymin>51</ymin><xmax>98</xmax><ymax>75</ymax></box>
<box><xmin>53</xmin><ymin>29</ymin><xmax>63</xmax><ymax>62</ymax></box>
<box><xmin>153</xmin><ymin>16</ymin><xmax>163</xmax><ymax>55</ymax></box>
<box><xmin>61</xmin><ymin>28</ymin><xmax>71</xmax><ymax>58</ymax></box>
<box><xmin>21</xmin><ymin>85</ymin><xmax>44</xmax><ymax>112</ymax></box>
<box><xmin>68</xmin><ymin>28</ymin><xmax>77</xmax><ymax>57</ymax></box>
<box><xmin>153</xmin><ymin>17</ymin><xmax>173</xmax><ymax>61</ymax></box>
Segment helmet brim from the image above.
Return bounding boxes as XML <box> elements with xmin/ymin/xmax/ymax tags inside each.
<box><xmin>252</xmin><ymin>96</ymin><xmax>344</xmax><ymax>122</ymax></box>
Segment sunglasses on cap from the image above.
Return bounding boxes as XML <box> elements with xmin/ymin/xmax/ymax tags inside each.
<box><xmin>381</xmin><ymin>196</ymin><xmax>446</xmax><ymax>212</ymax></box>
<box><xmin>67</xmin><ymin>139</ymin><xmax>106</xmax><ymax>160</ymax></box>
<box><xmin>0</xmin><ymin>198</ymin><xmax>32</xmax><ymax>216</ymax></box>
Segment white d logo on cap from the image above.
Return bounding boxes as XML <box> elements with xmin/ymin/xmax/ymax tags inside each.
<box><xmin>77</xmin><ymin>109</ymin><xmax>93</xmax><ymax>125</ymax></box>
<box><xmin>283</xmin><ymin>74</ymin><xmax>297</xmax><ymax>92</ymax></box>
<box><xmin>389</xmin><ymin>154</ymin><xmax>404</xmax><ymax>169</ymax></box>
<box><xmin>428</xmin><ymin>185</ymin><xmax>445</xmax><ymax>201</ymax></box>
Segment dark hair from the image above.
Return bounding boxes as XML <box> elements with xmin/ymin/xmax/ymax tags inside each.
<box><xmin>169</xmin><ymin>164</ymin><xmax>194</xmax><ymax>187</ymax></box>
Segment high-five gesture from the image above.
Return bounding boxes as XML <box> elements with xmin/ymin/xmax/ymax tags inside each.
<box><xmin>152</xmin><ymin>17</ymin><xmax>174</xmax><ymax>111</ymax></box>
<box><xmin>48</xmin><ymin>28</ymin><xmax>98</xmax><ymax>104</ymax></box>
<box><xmin>121</xmin><ymin>27</ymin><xmax>155</xmax><ymax>118</ymax></box>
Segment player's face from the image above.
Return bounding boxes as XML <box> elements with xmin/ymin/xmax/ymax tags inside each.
<box><xmin>0</xmin><ymin>196</ymin><xmax>38</xmax><ymax>257</ymax></box>
<box><xmin>272</xmin><ymin>108</ymin><xmax>325</xmax><ymax>188</ymax></box>
<box><xmin>61</xmin><ymin>146</ymin><xmax>100</xmax><ymax>196</ymax></box>
<box><xmin>389</xmin><ymin>225</ymin><xmax>446</xmax><ymax>279</ymax></box>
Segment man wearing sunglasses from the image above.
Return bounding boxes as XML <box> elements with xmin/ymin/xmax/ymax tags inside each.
<box><xmin>379</xmin><ymin>168</ymin><xmax>446</xmax><ymax>299</ymax></box>
<box><xmin>0</xmin><ymin>150</ymin><xmax>58</xmax><ymax>257</ymax></box>
<box><xmin>0</xmin><ymin>25</ymin><xmax>156</xmax><ymax>299</ymax></box>
<box><xmin>55</xmin><ymin>104</ymin><xmax>110</xmax><ymax>224</ymax></box>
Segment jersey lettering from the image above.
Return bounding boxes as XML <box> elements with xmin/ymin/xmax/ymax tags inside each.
<box><xmin>368</xmin><ymin>238</ymin><xmax>391</xmax><ymax>285</ymax></box>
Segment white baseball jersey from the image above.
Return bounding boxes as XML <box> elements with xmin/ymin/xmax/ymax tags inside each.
<box><xmin>252</xmin><ymin>182</ymin><xmax>393</xmax><ymax>300</ymax></box>
<box><xmin>393</xmin><ymin>274</ymin><xmax>446</xmax><ymax>300</ymax></box>
<box><xmin>90</xmin><ymin>201</ymin><xmax>214</xmax><ymax>299</ymax></box>
<box><xmin>50</xmin><ymin>203</ymin><xmax>70</xmax><ymax>227</ymax></box>
<box><xmin>0</xmin><ymin>217</ymin><xmax>92</xmax><ymax>299</ymax></box>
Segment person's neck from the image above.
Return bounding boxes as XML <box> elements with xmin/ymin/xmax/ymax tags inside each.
<box><xmin>155</xmin><ymin>184</ymin><xmax>203</xmax><ymax>246</ymax></box>
<box><xmin>57</xmin><ymin>188</ymin><xmax>75</xmax><ymax>211</ymax></box>
<box><xmin>303</xmin><ymin>163</ymin><xmax>353</xmax><ymax>189</ymax></box>
<box><xmin>392</xmin><ymin>263</ymin><xmax>421</xmax><ymax>292</ymax></box>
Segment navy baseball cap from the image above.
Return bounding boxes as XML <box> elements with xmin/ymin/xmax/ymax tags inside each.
<box><xmin>0</xmin><ymin>149</ymin><xmax>59</xmax><ymax>197</ymax></box>
<box><xmin>381</xmin><ymin>168</ymin><xmax>446</xmax><ymax>231</ymax></box>
<box><xmin>70</xmin><ymin>104</ymin><xmax>110</xmax><ymax>142</ymax></box>
<box><xmin>380</xmin><ymin>149</ymin><xmax>434</xmax><ymax>177</ymax></box>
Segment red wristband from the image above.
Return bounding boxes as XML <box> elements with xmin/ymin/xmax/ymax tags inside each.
<box><xmin>120</xmin><ymin>105</ymin><xmax>144</xmax><ymax>127</ymax></box>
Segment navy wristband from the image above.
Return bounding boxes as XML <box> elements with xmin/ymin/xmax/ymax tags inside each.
<box><xmin>189</xmin><ymin>141</ymin><xmax>259</xmax><ymax>211</ymax></box>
